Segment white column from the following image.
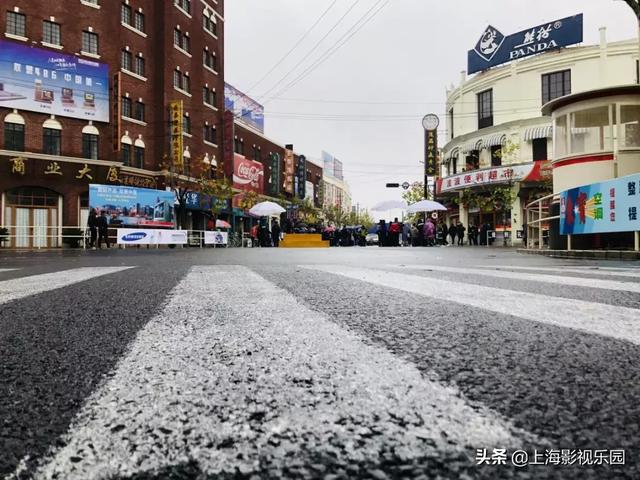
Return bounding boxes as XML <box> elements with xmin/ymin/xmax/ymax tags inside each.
<box><xmin>510</xmin><ymin>182</ymin><xmax>522</xmax><ymax>246</ymax></box>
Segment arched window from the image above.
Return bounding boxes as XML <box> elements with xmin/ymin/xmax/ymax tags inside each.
<box><xmin>82</xmin><ymin>124</ymin><xmax>99</xmax><ymax>160</ymax></box>
<box><xmin>43</xmin><ymin>118</ymin><xmax>62</xmax><ymax>155</ymax></box>
<box><xmin>134</xmin><ymin>136</ymin><xmax>145</xmax><ymax>169</ymax></box>
<box><xmin>121</xmin><ymin>133</ymin><xmax>132</xmax><ymax>166</ymax></box>
<box><xmin>4</xmin><ymin>112</ymin><xmax>25</xmax><ymax>151</ymax></box>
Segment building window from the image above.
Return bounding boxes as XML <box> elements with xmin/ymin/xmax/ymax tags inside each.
<box><xmin>82</xmin><ymin>31</ymin><xmax>99</xmax><ymax>55</ymax></box>
<box><xmin>121</xmin><ymin>49</ymin><xmax>132</xmax><ymax>71</ymax></box>
<box><xmin>173</xmin><ymin>69</ymin><xmax>181</xmax><ymax>89</ymax></box>
<box><xmin>203</xmin><ymin>86</ymin><xmax>216</xmax><ymax>107</ymax></box>
<box><xmin>203</xmin><ymin>50</ymin><xmax>217</xmax><ymax>71</ymax></box>
<box><xmin>121</xmin><ymin>96</ymin><xmax>132</xmax><ymax>118</ymax></box>
<box><xmin>43</xmin><ymin>128</ymin><xmax>61</xmax><ymax>155</ymax></box>
<box><xmin>134</xmin><ymin>101</ymin><xmax>145</xmax><ymax>122</ymax></box>
<box><xmin>43</xmin><ymin>21</ymin><xmax>61</xmax><ymax>45</ymax></box>
<box><xmin>134</xmin><ymin>146</ymin><xmax>144</xmax><ymax>168</ymax></box>
<box><xmin>83</xmin><ymin>0</ymin><xmax>99</xmax><ymax>4</ymax></box>
<box><xmin>234</xmin><ymin>138</ymin><xmax>244</xmax><ymax>156</ymax></box>
<box><xmin>82</xmin><ymin>133</ymin><xmax>99</xmax><ymax>159</ymax></box>
<box><xmin>173</xmin><ymin>70</ymin><xmax>190</xmax><ymax>93</ymax></box>
<box><xmin>532</xmin><ymin>138</ymin><xmax>548</xmax><ymax>161</ymax></box>
<box><xmin>134</xmin><ymin>56</ymin><xmax>145</xmax><ymax>77</ymax></box>
<box><xmin>542</xmin><ymin>70</ymin><xmax>571</xmax><ymax>105</ymax></box>
<box><xmin>121</xmin><ymin>3</ymin><xmax>132</xmax><ymax>25</ymax></box>
<box><xmin>4</xmin><ymin>122</ymin><xmax>24</xmax><ymax>151</ymax></box>
<box><xmin>203</xmin><ymin>124</ymin><xmax>216</xmax><ymax>144</ymax></box>
<box><xmin>203</xmin><ymin>15</ymin><xmax>217</xmax><ymax>36</ymax></box>
<box><xmin>134</xmin><ymin>11</ymin><xmax>145</xmax><ymax>32</ymax></box>
<box><xmin>490</xmin><ymin>145</ymin><xmax>502</xmax><ymax>167</ymax></box>
<box><xmin>448</xmin><ymin>108</ymin><xmax>454</xmax><ymax>140</ymax></box>
<box><xmin>182</xmin><ymin>114</ymin><xmax>191</xmax><ymax>134</ymax></box>
<box><xmin>253</xmin><ymin>146</ymin><xmax>261</xmax><ymax>161</ymax></box>
<box><xmin>175</xmin><ymin>0</ymin><xmax>191</xmax><ymax>15</ymax></box>
<box><xmin>6</xmin><ymin>11</ymin><xmax>26</xmax><ymax>37</ymax></box>
<box><xmin>477</xmin><ymin>89</ymin><xmax>493</xmax><ymax>129</ymax></box>
<box><xmin>173</xmin><ymin>28</ymin><xmax>190</xmax><ymax>53</ymax></box>
<box><xmin>182</xmin><ymin>74</ymin><xmax>190</xmax><ymax>93</ymax></box>
<box><xmin>122</xmin><ymin>143</ymin><xmax>131</xmax><ymax>166</ymax></box>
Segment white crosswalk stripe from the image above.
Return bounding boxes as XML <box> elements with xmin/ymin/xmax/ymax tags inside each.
<box><xmin>474</xmin><ymin>265</ymin><xmax>640</xmax><ymax>279</ymax></box>
<box><xmin>0</xmin><ymin>267</ymin><xmax>134</xmax><ymax>305</ymax></box>
<box><xmin>31</xmin><ymin>265</ymin><xmax>538</xmax><ymax>480</ymax></box>
<box><xmin>0</xmin><ymin>268</ymin><xmax>17</xmax><ymax>273</ymax></box>
<box><xmin>302</xmin><ymin>265</ymin><xmax>640</xmax><ymax>346</ymax></box>
<box><xmin>395</xmin><ymin>265</ymin><xmax>640</xmax><ymax>293</ymax></box>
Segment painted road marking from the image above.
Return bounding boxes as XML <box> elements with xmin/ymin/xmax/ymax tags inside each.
<box><xmin>303</xmin><ymin>265</ymin><xmax>640</xmax><ymax>346</ymax></box>
<box><xmin>474</xmin><ymin>265</ymin><xmax>640</xmax><ymax>279</ymax></box>
<box><xmin>0</xmin><ymin>267</ymin><xmax>134</xmax><ymax>305</ymax></box>
<box><xmin>395</xmin><ymin>265</ymin><xmax>640</xmax><ymax>293</ymax></box>
<box><xmin>31</xmin><ymin>265</ymin><xmax>537</xmax><ymax>479</ymax></box>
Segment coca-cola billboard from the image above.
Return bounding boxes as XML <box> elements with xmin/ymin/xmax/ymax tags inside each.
<box><xmin>233</xmin><ymin>154</ymin><xmax>264</xmax><ymax>193</ymax></box>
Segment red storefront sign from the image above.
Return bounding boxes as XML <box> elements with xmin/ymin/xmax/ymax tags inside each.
<box><xmin>233</xmin><ymin>154</ymin><xmax>264</xmax><ymax>193</ymax></box>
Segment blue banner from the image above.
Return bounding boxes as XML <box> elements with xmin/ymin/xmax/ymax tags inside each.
<box><xmin>0</xmin><ymin>40</ymin><xmax>110</xmax><ymax>121</ymax></box>
<box><xmin>224</xmin><ymin>83</ymin><xmax>264</xmax><ymax>133</ymax></box>
<box><xmin>468</xmin><ymin>14</ymin><xmax>583</xmax><ymax>75</ymax></box>
<box><xmin>89</xmin><ymin>184</ymin><xmax>175</xmax><ymax>228</ymax></box>
<box><xmin>560</xmin><ymin>174</ymin><xmax>640</xmax><ymax>235</ymax></box>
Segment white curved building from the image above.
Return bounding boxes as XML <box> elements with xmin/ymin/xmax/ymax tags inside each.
<box><xmin>437</xmin><ymin>26</ymin><xmax>637</xmax><ymax>245</ymax></box>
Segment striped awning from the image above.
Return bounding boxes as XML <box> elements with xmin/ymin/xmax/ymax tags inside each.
<box><xmin>462</xmin><ymin>140</ymin><xmax>483</xmax><ymax>153</ymax></box>
<box><xmin>523</xmin><ymin>125</ymin><xmax>552</xmax><ymax>141</ymax></box>
<box><xmin>482</xmin><ymin>133</ymin><xmax>507</xmax><ymax>149</ymax></box>
<box><xmin>443</xmin><ymin>147</ymin><xmax>460</xmax><ymax>162</ymax></box>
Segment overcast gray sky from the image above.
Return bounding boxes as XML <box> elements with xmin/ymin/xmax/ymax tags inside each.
<box><xmin>225</xmin><ymin>0</ymin><xmax>637</xmax><ymax>215</ymax></box>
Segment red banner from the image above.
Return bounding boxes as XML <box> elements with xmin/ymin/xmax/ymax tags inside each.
<box><xmin>233</xmin><ymin>154</ymin><xmax>264</xmax><ymax>193</ymax></box>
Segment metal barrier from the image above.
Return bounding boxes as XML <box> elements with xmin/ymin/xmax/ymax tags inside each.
<box><xmin>0</xmin><ymin>226</ymin><xmax>250</xmax><ymax>249</ymax></box>
<box><xmin>524</xmin><ymin>193</ymin><xmax>559</xmax><ymax>250</ymax></box>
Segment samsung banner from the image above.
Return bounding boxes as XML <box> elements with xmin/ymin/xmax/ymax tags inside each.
<box><xmin>560</xmin><ymin>174</ymin><xmax>640</xmax><ymax>235</ymax></box>
<box><xmin>204</xmin><ymin>231</ymin><xmax>228</xmax><ymax>245</ymax></box>
<box><xmin>468</xmin><ymin>14</ymin><xmax>583</xmax><ymax>74</ymax></box>
<box><xmin>116</xmin><ymin>229</ymin><xmax>188</xmax><ymax>245</ymax></box>
<box><xmin>89</xmin><ymin>184</ymin><xmax>175</xmax><ymax>228</ymax></box>
<box><xmin>0</xmin><ymin>40</ymin><xmax>110</xmax><ymax>121</ymax></box>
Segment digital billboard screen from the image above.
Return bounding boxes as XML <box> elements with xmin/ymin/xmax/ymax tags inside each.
<box><xmin>0</xmin><ymin>40</ymin><xmax>110</xmax><ymax>121</ymax></box>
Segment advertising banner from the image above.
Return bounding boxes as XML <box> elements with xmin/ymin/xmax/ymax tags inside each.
<box><xmin>284</xmin><ymin>147</ymin><xmax>295</xmax><ymax>194</ymax></box>
<box><xmin>116</xmin><ymin>229</ymin><xmax>188</xmax><ymax>245</ymax></box>
<box><xmin>438</xmin><ymin>161</ymin><xmax>548</xmax><ymax>193</ymax></box>
<box><xmin>169</xmin><ymin>101</ymin><xmax>183</xmax><ymax>168</ymax></box>
<box><xmin>224</xmin><ymin>83</ymin><xmax>264</xmax><ymax>133</ymax></box>
<box><xmin>468</xmin><ymin>14</ymin><xmax>583</xmax><ymax>74</ymax></box>
<box><xmin>0</xmin><ymin>40</ymin><xmax>110</xmax><ymax>121</ymax></box>
<box><xmin>560</xmin><ymin>174</ymin><xmax>640</xmax><ymax>235</ymax></box>
<box><xmin>296</xmin><ymin>155</ymin><xmax>306</xmax><ymax>199</ymax></box>
<box><xmin>305</xmin><ymin>181</ymin><xmax>315</xmax><ymax>203</ymax></box>
<box><xmin>233</xmin><ymin>154</ymin><xmax>264</xmax><ymax>193</ymax></box>
<box><xmin>89</xmin><ymin>184</ymin><xmax>175</xmax><ymax>228</ymax></box>
<box><xmin>204</xmin><ymin>231</ymin><xmax>228</xmax><ymax>245</ymax></box>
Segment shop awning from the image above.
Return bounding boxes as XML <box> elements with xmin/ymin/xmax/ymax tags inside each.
<box><xmin>523</xmin><ymin>125</ymin><xmax>552</xmax><ymax>141</ymax></box>
<box><xmin>462</xmin><ymin>140</ymin><xmax>481</xmax><ymax>153</ymax></box>
<box><xmin>482</xmin><ymin>133</ymin><xmax>507</xmax><ymax>149</ymax></box>
<box><xmin>443</xmin><ymin>147</ymin><xmax>460</xmax><ymax>163</ymax></box>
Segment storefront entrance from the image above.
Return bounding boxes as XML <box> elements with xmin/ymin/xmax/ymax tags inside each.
<box><xmin>3</xmin><ymin>187</ymin><xmax>60</xmax><ymax>248</ymax></box>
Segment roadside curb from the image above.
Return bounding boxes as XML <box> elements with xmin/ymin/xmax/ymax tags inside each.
<box><xmin>518</xmin><ymin>249</ymin><xmax>640</xmax><ymax>261</ymax></box>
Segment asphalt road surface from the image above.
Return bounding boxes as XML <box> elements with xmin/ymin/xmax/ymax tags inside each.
<box><xmin>1</xmin><ymin>246</ymin><xmax>639</xmax><ymax>480</ymax></box>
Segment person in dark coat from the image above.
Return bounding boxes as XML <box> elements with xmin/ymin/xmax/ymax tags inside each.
<box><xmin>441</xmin><ymin>222</ymin><xmax>448</xmax><ymax>246</ymax></box>
<box><xmin>449</xmin><ymin>222</ymin><xmax>457</xmax><ymax>246</ymax></box>
<box><xmin>377</xmin><ymin>220</ymin><xmax>388</xmax><ymax>247</ymax></box>
<box><xmin>87</xmin><ymin>208</ymin><xmax>98</xmax><ymax>249</ymax></box>
<box><xmin>457</xmin><ymin>223</ymin><xmax>466</xmax><ymax>246</ymax></box>
<box><xmin>96</xmin><ymin>210</ymin><xmax>110</xmax><ymax>248</ymax></box>
<box><xmin>271</xmin><ymin>220</ymin><xmax>281</xmax><ymax>247</ymax></box>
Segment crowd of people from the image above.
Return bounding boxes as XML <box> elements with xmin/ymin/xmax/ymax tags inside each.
<box><xmin>374</xmin><ymin>217</ymin><xmax>496</xmax><ymax>247</ymax></box>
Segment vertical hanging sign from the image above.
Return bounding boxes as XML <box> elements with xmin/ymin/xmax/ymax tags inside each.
<box><xmin>270</xmin><ymin>152</ymin><xmax>280</xmax><ymax>196</ymax></box>
<box><xmin>170</xmin><ymin>100</ymin><xmax>183</xmax><ymax>169</ymax></box>
<box><xmin>297</xmin><ymin>155</ymin><xmax>306</xmax><ymax>200</ymax></box>
<box><xmin>112</xmin><ymin>72</ymin><xmax>121</xmax><ymax>152</ymax></box>
<box><xmin>284</xmin><ymin>145</ymin><xmax>295</xmax><ymax>194</ymax></box>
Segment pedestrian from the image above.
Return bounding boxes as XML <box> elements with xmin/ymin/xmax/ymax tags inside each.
<box><xmin>97</xmin><ymin>210</ymin><xmax>110</xmax><ymax>249</ymax></box>
<box><xmin>424</xmin><ymin>219</ymin><xmax>436</xmax><ymax>246</ymax></box>
<box><xmin>449</xmin><ymin>222</ymin><xmax>457</xmax><ymax>246</ymax></box>
<box><xmin>389</xmin><ymin>217</ymin><xmax>401</xmax><ymax>246</ymax></box>
<box><xmin>441</xmin><ymin>222</ymin><xmax>449</xmax><ymax>246</ymax></box>
<box><xmin>271</xmin><ymin>219</ymin><xmax>281</xmax><ymax>248</ymax></box>
<box><xmin>250</xmin><ymin>223</ymin><xmax>259</xmax><ymax>247</ymax></box>
<box><xmin>410</xmin><ymin>224</ymin><xmax>419</xmax><ymax>247</ymax></box>
<box><xmin>468</xmin><ymin>224</ymin><xmax>476</xmax><ymax>246</ymax></box>
<box><xmin>402</xmin><ymin>221</ymin><xmax>410</xmax><ymax>247</ymax></box>
<box><xmin>87</xmin><ymin>208</ymin><xmax>97</xmax><ymax>250</ymax></box>
<box><xmin>377</xmin><ymin>220</ymin><xmax>388</xmax><ymax>247</ymax></box>
<box><xmin>457</xmin><ymin>223</ymin><xmax>466</xmax><ymax>246</ymax></box>
<box><xmin>259</xmin><ymin>218</ymin><xmax>270</xmax><ymax>247</ymax></box>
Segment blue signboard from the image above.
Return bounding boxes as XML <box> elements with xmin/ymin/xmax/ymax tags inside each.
<box><xmin>468</xmin><ymin>14</ymin><xmax>583</xmax><ymax>74</ymax></box>
<box><xmin>89</xmin><ymin>184</ymin><xmax>175</xmax><ymax>228</ymax></box>
<box><xmin>224</xmin><ymin>83</ymin><xmax>264</xmax><ymax>133</ymax></box>
<box><xmin>560</xmin><ymin>174</ymin><xmax>640</xmax><ymax>235</ymax></box>
<box><xmin>0</xmin><ymin>40</ymin><xmax>110</xmax><ymax>121</ymax></box>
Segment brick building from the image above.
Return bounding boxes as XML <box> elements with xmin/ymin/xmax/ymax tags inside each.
<box><xmin>0</xmin><ymin>0</ymin><xmax>224</xmax><ymax>247</ymax></box>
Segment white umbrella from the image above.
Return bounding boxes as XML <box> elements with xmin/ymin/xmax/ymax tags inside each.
<box><xmin>249</xmin><ymin>201</ymin><xmax>286</xmax><ymax>217</ymax></box>
<box><xmin>406</xmin><ymin>199</ymin><xmax>448</xmax><ymax>213</ymax></box>
<box><xmin>371</xmin><ymin>200</ymin><xmax>407</xmax><ymax>211</ymax></box>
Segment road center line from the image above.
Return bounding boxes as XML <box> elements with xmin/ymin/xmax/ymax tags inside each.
<box><xmin>32</xmin><ymin>265</ymin><xmax>537</xmax><ymax>480</ymax></box>
<box><xmin>0</xmin><ymin>267</ymin><xmax>135</xmax><ymax>305</ymax></box>
<box><xmin>302</xmin><ymin>265</ymin><xmax>640</xmax><ymax>346</ymax></box>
